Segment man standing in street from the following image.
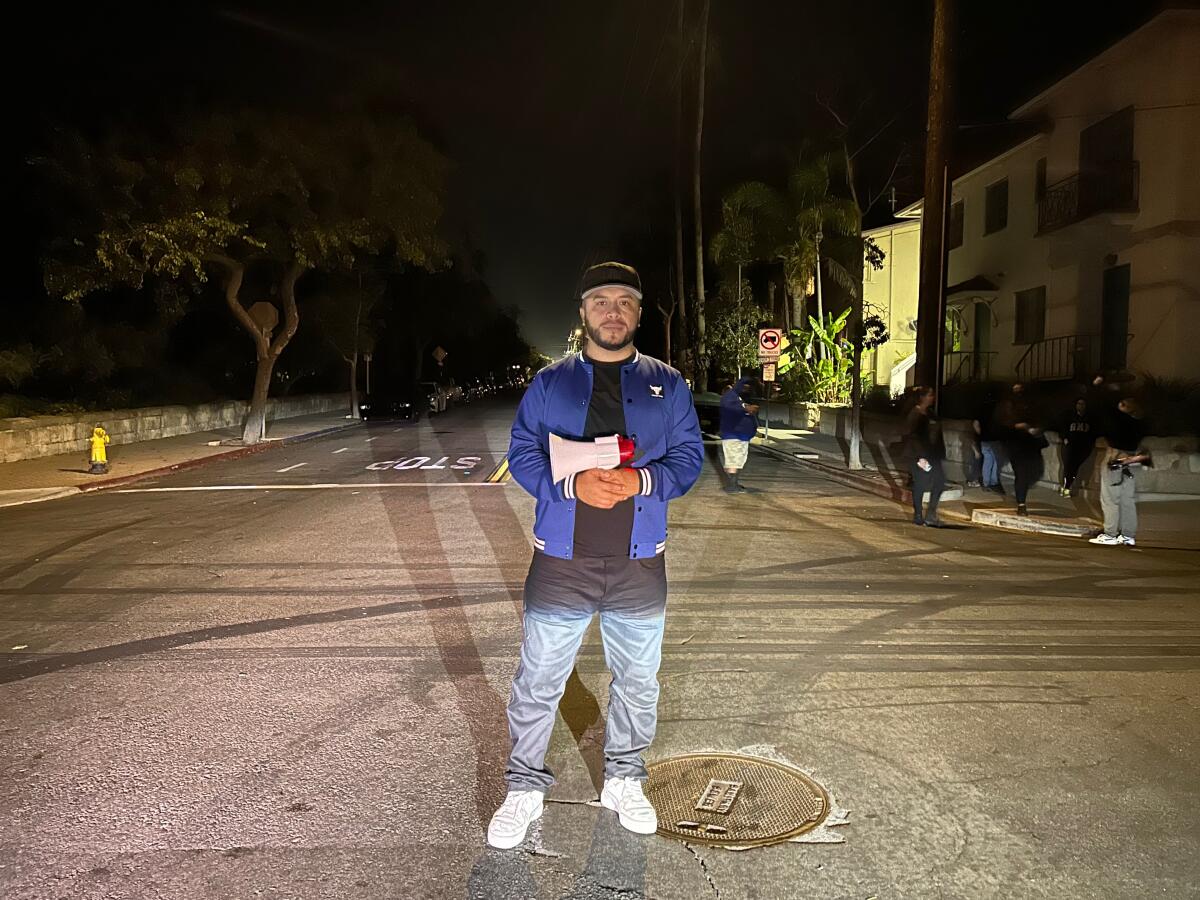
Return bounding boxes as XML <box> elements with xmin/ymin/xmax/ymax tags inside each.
<box><xmin>719</xmin><ymin>377</ymin><xmax>760</xmax><ymax>493</ymax></box>
<box><xmin>488</xmin><ymin>261</ymin><xmax>704</xmax><ymax>850</ymax></box>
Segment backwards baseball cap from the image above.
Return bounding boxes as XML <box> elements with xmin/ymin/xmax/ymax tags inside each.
<box><xmin>579</xmin><ymin>261</ymin><xmax>642</xmax><ymax>301</ymax></box>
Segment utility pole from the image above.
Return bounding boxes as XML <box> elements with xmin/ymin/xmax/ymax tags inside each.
<box><xmin>915</xmin><ymin>0</ymin><xmax>955</xmax><ymax>391</ymax></box>
<box><xmin>674</xmin><ymin>0</ymin><xmax>689</xmax><ymax>378</ymax></box>
<box><xmin>692</xmin><ymin>0</ymin><xmax>711</xmax><ymax>392</ymax></box>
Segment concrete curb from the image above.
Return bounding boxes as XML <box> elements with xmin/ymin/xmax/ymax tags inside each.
<box><xmin>1</xmin><ymin>421</ymin><xmax>364</xmax><ymax>509</ymax></box>
<box><xmin>750</xmin><ymin>442</ymin><xmax>1106</xmax><ymax>538</ymax></box>
<box><xmin>970</xmin><ymin>507</ymin><xmax>1097</xmax><ymax>537</ymax></box>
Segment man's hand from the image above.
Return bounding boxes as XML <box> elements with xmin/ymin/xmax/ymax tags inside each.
<box><xmin>575</xmin><ymin>468</ymin><xmax>637</xmax><ymax>509</ymax></box>
<box><xmin>746</xmin><ymin>403</ymin><xmax>760</xmax><ymax>415</ymax></box>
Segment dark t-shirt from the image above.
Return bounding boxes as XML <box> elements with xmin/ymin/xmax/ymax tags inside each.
<box><xmin>573</xmin><ymin>355</ymin><xmax>635</xmax><ymax>558</ymax></box>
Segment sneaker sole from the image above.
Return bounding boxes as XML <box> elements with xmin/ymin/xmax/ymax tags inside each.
<box><xmin>600</xmin><ymin>791</ymin><xmax>658</xmax><ymax>835</ymax></box>
<box><xmin>486</xmin><ymin>804</ymin><xmax>543</xmax><ymax>850</ymax></box>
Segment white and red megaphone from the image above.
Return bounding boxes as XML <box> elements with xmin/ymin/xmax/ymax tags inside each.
<box><xmin>549</xmin><ymin>433</ymin><xmax>636</xmax><ymax>484</ymax></box>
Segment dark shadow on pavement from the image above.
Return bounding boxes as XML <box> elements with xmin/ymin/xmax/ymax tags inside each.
<box><xmin>0</xmin><ymin>591</ymin><xmax>508</xmax><ymax>685</ymax></box>
<box><xmin>466</xmin><ymin>802</ymin><xmax>650</xmax><ymax>900</ymax></box>
<box><xmin>560</xmin><ymin>667</ymin><xmax>606</xmax><ymax>795</ymax></box>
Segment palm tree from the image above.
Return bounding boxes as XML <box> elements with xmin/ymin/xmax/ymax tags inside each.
<box><xmin>713</xmin><ymin>147</ymin><xmax>861</xmax><ymax>334</ymax></box>
<box><xmin>710</xmin><ymin>182</ymin><xmax>776</xmax><ymax>305</ymax></box>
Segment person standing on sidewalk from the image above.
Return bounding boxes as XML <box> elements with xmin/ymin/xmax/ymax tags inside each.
<box><xmin>1059</xmin><ymin>397</ymin><xmax>1097</xmax><ymax>496</ymax></box>
<box><xmin>905</xmin><ymin>387</ymin><xmax>947</xmax><ymax>527</ymax></box>
<box><xmin>996</xmin><ymin>383</ymin><xmax>1046</xmax><ymax>516</ymax></box>
<box><xmin>719</xmin><ymin>377</ymin><xmax>760</xmax><ymax>493</ymax></box>
<box><xmin>976</xmin><ymin>388</ymin><xmax>1005</xmax><ymax>495</ymax></box>
<box><xmin>1089</xmin><ymin>398</ymin><xmax>1151</xmax><ymax>547</ymax></box>
<box><xmin>490</xmin><ymin>261</ymin><xmax>704</xmax><ymax>850</ymax></box>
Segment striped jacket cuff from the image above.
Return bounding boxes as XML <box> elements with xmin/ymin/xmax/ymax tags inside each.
<box><xmin>638</xmin><ymin>467</ymin><xmax>654</xmax><ymax>497</ymax></box>
<box><xmin>561</xmin><ymin>472</ymin><xmax>578</xmax><ymax>500</ymax></box>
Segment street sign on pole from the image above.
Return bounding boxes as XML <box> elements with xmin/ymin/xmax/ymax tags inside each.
<box><xmin>432</xmin><ymin>346</ymin><xmax>448</xmax><ymax>367</ymax></box>
<box><xmin>757</xmin><ymin>328</ymin><xmax>782</xmax><ymax>362</ymax></box>
<box><xmin>249</xmin><ymin>302</ymin><xmax>278</xmax><ymax>337</ymax></box>
<box><xmin>762</xmin><ymin>362</ymin><xmax>776</xmax><ymax>382</ymax></box>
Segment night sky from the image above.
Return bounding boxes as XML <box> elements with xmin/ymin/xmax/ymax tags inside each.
<box><xmin>17</xmin><ymin>0</ymin><xmax>1161</xmax><ymax>355</ymax></box>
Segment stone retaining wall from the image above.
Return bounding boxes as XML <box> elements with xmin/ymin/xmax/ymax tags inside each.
<box><xmin>0</xmin><ymin>393</ymin><xmax>351</xmax><ymax>464</ymax></box>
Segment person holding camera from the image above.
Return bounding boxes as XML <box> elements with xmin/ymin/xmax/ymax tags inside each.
<box><xmin>1089</xmin><ymin>398</ymin><xmax>1150</xmax><ymax>547</ymax></box>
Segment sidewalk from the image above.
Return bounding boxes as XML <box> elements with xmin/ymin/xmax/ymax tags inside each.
<box><xmin>0</xmin><ymin>412</ymin><xmax>362</xmax><ymax>508</ymax></box>
<box><xmin>753</xmin><ymin>424</ymin><xmax>1200</xmax><ymax>551</ymax></box>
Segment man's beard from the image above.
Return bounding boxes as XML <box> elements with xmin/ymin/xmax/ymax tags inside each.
<box><xmin>584</xmin><ymin>319</ymin><xmax>637</xmax><ymax>353</ymax></box>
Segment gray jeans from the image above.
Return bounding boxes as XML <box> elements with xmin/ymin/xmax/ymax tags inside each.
<box><xmin>1101</xmin><ymin>467</ymin><xmax>1138</xmax><ymax>538</ymax></box>
<box><xmin>506</xmin><ymin>554</ymin><xmax>667</xmax><ymax>792</ymax></box>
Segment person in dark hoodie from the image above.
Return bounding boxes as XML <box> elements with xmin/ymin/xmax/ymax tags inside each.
<box><xmin>995</xmin><ymin>382</ymin><xmax>1046</xmax><ymax>516</ymax></box>
<box><xmin>1059</xmin><ymin>397</ymin><xmax>1097</xmax><ymax>496</ymax></box>
<box><xmin>719</xmin><ymin>377</ymin><xmax>760</xmax><ymax>493</ymax></box>
<box><xmin>905</xmin><ymin>386</ymin><xmax>947</xmax><ymax>527</ymax></box>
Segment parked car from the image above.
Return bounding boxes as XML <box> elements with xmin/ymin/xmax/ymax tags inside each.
<box><xmin>693</xmin><ymin>391</ymin><xmax>722</xmax><ymax>435</ymax></box>
<box><xmin>359</xmin><ymin>392</ymin><xmax>421</xmax><ymax>421</ymax></box>
<box><xmin>421</xmin><ymin>382</ymin><xmax>449</xmax><ymax>414</ymax></box>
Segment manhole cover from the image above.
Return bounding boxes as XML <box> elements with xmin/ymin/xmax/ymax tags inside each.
<box><xmin>646</xmin><ymin>752</ymin><xmax>829</xmax><ymax>848</ymax></box>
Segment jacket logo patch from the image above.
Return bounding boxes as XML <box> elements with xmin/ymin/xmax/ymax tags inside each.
<box><xmin>650</xmin><ymin>385</ymin><xmax>664</xmax><ymax>398</ymax></box>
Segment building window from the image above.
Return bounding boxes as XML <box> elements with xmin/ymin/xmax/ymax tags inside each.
<box><xmin>984</xmin><ymin>178</ymin><xmax>1009</xmax><ymax>235</ymax></box>
<box><xmin>1035</xmin><ymin>158</ymin><xmax>1047</xmax><ymax>202</ymax></box>
<box><xmin>948</xmin><ymin>200</ymin><xmax>964</xmax><ymax>250</ymax></box>
<box><xmin>1014</xmin><ymin>286</ymin><xmax>1046</xmax><ymax>344</ymax></box>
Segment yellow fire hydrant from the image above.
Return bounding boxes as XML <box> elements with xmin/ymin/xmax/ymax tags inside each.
<box><xmin>88</xmin><ymin>425</ymin><xmax>110</xmax><ymax>474</ymax></box>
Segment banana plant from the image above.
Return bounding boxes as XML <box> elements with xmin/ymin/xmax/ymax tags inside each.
<box><xmin>782</xmin><ymin>308</ymin><xmax>857</xmax><ymax>404</ymax></box>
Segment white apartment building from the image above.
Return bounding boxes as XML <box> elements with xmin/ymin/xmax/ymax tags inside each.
<box><xmin>862</xmin><ymin>8</ymin><xmax>1200</xmax><ymax>389</ymax></box>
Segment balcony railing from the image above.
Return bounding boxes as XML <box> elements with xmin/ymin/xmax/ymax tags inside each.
<box><xmin>1015</xmin><ymin>334</ymin><xmax>1097</xmax><ymax>382</ymax></box>
<box><xmin>942</xmin><ymin>351</ymin><xmax>996</xmax><ymax>384</ymax></box>
<box><xmin>1037</xmin><ymin>162</ymin><xmax>1140</xmax><ymax>234</ymax></box>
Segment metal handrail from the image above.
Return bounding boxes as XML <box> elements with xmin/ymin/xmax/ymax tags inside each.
<box><xmin>1015</xmin><ymin>334</ymin><xmax>1096</xmax><ymax>382</ymax></box>
<box><xmin>943</xmin><ymin>350</ymin><xmax>997</xmax><ymax>384</ymax></box>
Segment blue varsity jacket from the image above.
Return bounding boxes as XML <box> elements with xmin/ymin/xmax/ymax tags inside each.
<box><xmin>507</xmin><ymin>351</ymin><xmax>704</xmax><ymax>560</ymax></box>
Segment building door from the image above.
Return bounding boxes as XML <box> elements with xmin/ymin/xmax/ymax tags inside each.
<box><xmin>1079</xmin><ymin>107</ymin><xmax>1135</xmax><ymax>216</ymax></box>
<box><xmin>972</xmin><ymin>303</ymin><xmax>991</xmax><ymax>380</ymax></box>
<box><xmin>1101</xmin><ymin>264</ymin><xmax>1130</xmax><ymax>371</ymax></box>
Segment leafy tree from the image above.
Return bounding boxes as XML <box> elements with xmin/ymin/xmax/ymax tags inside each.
<box><xmin>308</xmin><ymin>274</ymin><xmax>387</xmax><ymax>419</ymax></box>
<box><xmin>38</xmin><ymin>108</ymin><xmax>447</xmax><ymax>443</ymax></box>
<box><xmin>706</xmin><ymin>276</ymin><xmax>762</xmax><ymax>378</ymax></box>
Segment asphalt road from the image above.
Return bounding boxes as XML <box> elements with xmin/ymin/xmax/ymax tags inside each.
<box><xmin>2</xmin><ymin>398</ymin><xmax>1198</xmax><ymax>900</ymax></box>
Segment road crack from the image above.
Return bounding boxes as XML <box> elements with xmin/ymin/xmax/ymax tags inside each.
<box><xmin>682</xmin><ymin>841</ymin><xmax>721</xmax><ymax>899</ymax></box>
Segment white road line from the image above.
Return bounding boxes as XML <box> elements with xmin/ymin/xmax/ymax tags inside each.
<box><xmin>113</xmin><ymin>483</ymin><xmax>508</xmax><ymax>493</ymax></box>
<box><xmin>276</xmin><ymin>463</ymin><xmax>308</xmax><ymax>473</ymax></box>
<box><xmin>333</xmin><ymin>448</ymin><xmax>348</xmax><ymax>454</ymax></box>
<box><xmin>365</xmin><ymin>437</ymin><xmax>378</xmax><ymax>442</ymax></box>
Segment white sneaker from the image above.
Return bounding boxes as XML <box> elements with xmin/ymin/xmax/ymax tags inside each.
<box><xmin>1119</xmin><ymin>535</ymin><xmax>1136</xmax><ymax>547</ymax></box>
<box><xmin>1089</xmin><ymin>533</ymin><xmax>1121</xmax><ymax>546</ymax></box>
<box><xmin>487</xmin><ymin>790</ymin><xmax>544</xmax><ymax>849</ymax></box>
<box><xmin>600</xmin><ymin>777</ymin><xmax>658</xmax><ymax>835</ymax></box>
